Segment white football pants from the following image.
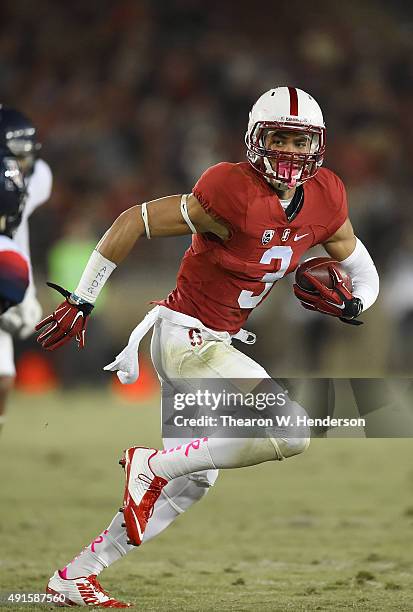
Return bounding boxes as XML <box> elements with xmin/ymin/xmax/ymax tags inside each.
<box><xmin>147</xmin><ymin>316</ymin><xmax>309</xmax><ymax>534</ymax></box>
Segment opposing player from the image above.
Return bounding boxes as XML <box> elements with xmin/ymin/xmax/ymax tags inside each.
<box><xmin>0</xmin><ymin>107</ymin><xmax>52</xmax><ymax>431</ymax></box>
<box><xmin>37</xmin><ymin>87</ymin><xmax>379</xmax><ymax>606</ymax></box>
<box><xmin>0</xmin><ymin>155</ymin><xmax>30</xmax><ymax>346</ymax></box>
<box><xmin>0</xmin><ymin>154</ymin><xmax>29</xmax><ymax>308</ymax></box>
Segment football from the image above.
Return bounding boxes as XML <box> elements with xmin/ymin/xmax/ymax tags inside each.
<box><xmin>295</xmin><ymin>257</ymin><xmax>352</xmax><ymax>292</ymax></box>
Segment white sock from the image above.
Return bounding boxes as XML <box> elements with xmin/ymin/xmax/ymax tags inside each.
<box><xmin>150</xmin><ymin>436</ymin><xmax>280</xmax><ymax>481</ymax></box>
<box><xmin>61</xmin><ymin>475</ymin><xmax>211</xmax><ymax>578</ymax></box>
<box><xmin>61</xmin><ymin>512</ymin><xmax>133</xmax><ymax>579</ymax></box>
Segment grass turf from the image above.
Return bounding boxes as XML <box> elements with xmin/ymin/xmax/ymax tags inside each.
<box><xmin>0</xmin><ymin>390</ymin><xmax>412</xmax><ymax>611</ymax></box>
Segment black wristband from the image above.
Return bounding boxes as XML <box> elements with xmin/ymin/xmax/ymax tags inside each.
<box><xmin>343</xmin><ymin>297</ymin><xmax>363</xmax><ymax>319</ymax></box>
<box><xmin>46</xmin><ymin>282</ymin><xmax>94</xmax><ymax>315</ymax></box>
<box><xmin>339</xmin><ymin>297</ymin><xmax>364</xmax><ymax>325</ymax></box>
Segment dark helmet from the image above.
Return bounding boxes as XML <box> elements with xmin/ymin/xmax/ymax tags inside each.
<box><xmin>0</xmin><ymin>154</ymin><xmax>27</xmax><ymax>237</ymax></box>
<box><xmin>0</xmin><ymin>106</ymin><xmax>41</xmax><ymax>175</ymax></box>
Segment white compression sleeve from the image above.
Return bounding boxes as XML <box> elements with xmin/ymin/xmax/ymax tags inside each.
<box><xmin>74</xmin><ymin>250</ymin><xmax>117</xmax><ymax>304</ymax></box>
<box><xmin>339</xmin><ymin>238</ymin><xmax>379</xmax><ymax>311</ymax></box>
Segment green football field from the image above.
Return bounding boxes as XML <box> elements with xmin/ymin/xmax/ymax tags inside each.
<box><xmin>1</xmin><ymin>390</ymin><xmax>412</xmax><ymax>611</ymax></box>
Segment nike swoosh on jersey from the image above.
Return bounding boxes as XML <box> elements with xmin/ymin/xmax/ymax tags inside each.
<box><xmin>293</xmin><ymin>233</ymin><xmax>310</xmax><ymax>241</ymax></box>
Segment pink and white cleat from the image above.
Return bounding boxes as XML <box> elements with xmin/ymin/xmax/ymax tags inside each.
<box><xmin>119</xmin><ymin>447</ymin><xmax>168</xmax><ymax>546</ymax></box>
<box><xmin>46</xmin><ymin>570</ymin><xmax>132</xmax><ymax>607</ymax></box>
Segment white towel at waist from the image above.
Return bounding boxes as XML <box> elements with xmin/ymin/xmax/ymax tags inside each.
<box><xmin>103</xmin><ymin>305</ymin><xmax>256</xmax><ymax>384</ymax></box>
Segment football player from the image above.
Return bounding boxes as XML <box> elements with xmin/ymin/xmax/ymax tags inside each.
<box><xmin>0</xmin><ymin>108</ymin><xmax>52</xmax><ymax>432</ymax></box>
<box><xmin>0</xmin><ymin>154</ymin><xmax>29</xmax><ymax>307</ymax></box>
<box><xmin>0</xmin><ymin>155</ymin><xmax>30</xmax><ymax>373</ymax></box>
<box><xmin>37</xmin><ymin>87</ymin><xmax>379</xmax><ymax>606</ymax></box>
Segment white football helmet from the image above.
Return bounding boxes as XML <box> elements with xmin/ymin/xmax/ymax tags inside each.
<box><xmin>245</xmin><ymin>87</ymin><xmax>326</xmax><ymax>189</ymax></box>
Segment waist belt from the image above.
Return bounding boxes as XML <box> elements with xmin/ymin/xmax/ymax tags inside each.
<box><xmin>104</xmin><ymin>305</ymin><xmax>256</xmax><ymax>385</ymax></box>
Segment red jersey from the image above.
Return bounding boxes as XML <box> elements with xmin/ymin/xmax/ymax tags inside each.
<box><xmin>157</xmin><ymin>162</ymin><xmax>348</xmax><ymax>333</ymax></box>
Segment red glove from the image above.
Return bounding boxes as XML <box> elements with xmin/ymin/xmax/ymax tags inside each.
<box><xmin>293</xmin><ymin>264</ymin><xmax>363</xmax><ymax>325</ymax></box>
<box><xmin>35</xmin><ymin>282</ymin><xmax>94</xmax><ymax>350</ymax></box>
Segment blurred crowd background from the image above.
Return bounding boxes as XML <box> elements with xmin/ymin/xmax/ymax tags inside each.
<box><xmin>2</xmin><ymin>0</ymin><xmax>413</xmax><ymax>388</ymax></box>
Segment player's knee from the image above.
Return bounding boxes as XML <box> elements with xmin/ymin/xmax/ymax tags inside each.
<box><xmin>165</xmin><ymin>470</ymin><xmax>219</xmax><ymax>513</ymax></box>
<box><xmin>172</xmin><ymin>476</ymin><xmax>211</xmax><ymax>510</ymax></box>
<box><xmin>272</xmin><ymin>435</ymin><xmax>310</xmax><ymax>459</ymax></box>
<box><xmin>187</xmin><ymin>468</ymin><xmax>218</xmax><ymax>490</ymax></box>
<box><xmin>183</xmin><ymin>480</ymin><xmax>210</xmax><ymax>505</ymax></box>
<box><xmin>275</xmin><ymin>400</ymin><xmax>311</xmax><ymax>458</ymax></box>
<box><xmin>284</xmin><ymin>437</ymin><xmax>310</xmax><ymax>458</ymax></box>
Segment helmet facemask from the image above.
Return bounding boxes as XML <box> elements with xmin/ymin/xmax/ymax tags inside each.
<box><xmin>246</xmin><ymin>121</ymin><xmax>326</xmax><ymax>189</ymax></box>
<box><xmin>5</xmin><ymin>127</ymin><xmax>41</xmax><ymax>176</ymax></box>
<box><xmin>0</xmin><ymin>157</ymin><xmax>27</xmax><ymax>237</ymax></box>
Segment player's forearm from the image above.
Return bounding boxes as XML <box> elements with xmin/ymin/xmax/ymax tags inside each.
<box><xmin>72</xmin><ymin>206</ymin><xmax>144</xmax><ymax>304</ymax></box>
<box><xmin>96</xmin><ymin>206</ymin><xmax>144</xmax><ymax>264</ymax></box>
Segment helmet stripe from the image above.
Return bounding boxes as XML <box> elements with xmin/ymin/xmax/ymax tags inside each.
<box><xmin>288</xmin><ymin>87</ymin><xmax>298</xmax><ymax>116</ymax></box>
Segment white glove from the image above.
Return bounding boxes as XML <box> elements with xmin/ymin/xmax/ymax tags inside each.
<box><xmin>0</xmin><ymin>307</ymin><xmax>24</xmax><ymax>336</ymax></box>
<box><xmin>19</xmin><ymin>292</ymin><xmax>43</xmax><ymax>339</ymax></box>
<box><xmin>0</xmin><ymin>290</ymin><xmax>43</xmax><ymax>339</ymax></box>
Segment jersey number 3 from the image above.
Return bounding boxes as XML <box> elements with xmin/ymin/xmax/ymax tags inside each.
<box><xmin>238</xmin><ymin>246</ymin><xmax>293</xmax><ymax>309</ymax></box>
